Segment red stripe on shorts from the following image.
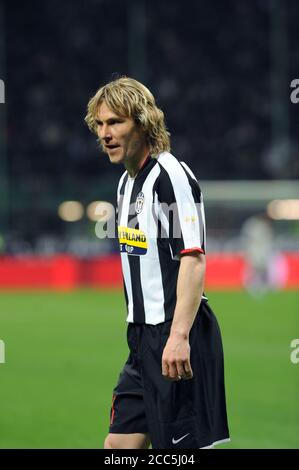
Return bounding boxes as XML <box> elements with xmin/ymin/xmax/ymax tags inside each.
<box><xmin>110</xmin><ymin>394</ymin><xmax>117</xmax><ymax>425</ymax></box>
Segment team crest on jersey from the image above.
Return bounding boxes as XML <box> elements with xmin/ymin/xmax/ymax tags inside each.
<box><xmin>118</xmin><ymin>226</ymin><xmax>148</xmax><ymax>256</ymax></box>
<box><xmin>135</xmin><ymin>192</ymin><xmax>144</xmax><ymax>214</ymax></box>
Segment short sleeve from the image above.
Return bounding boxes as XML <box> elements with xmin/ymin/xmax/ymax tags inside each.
<box><xmin>155</xmin><ymin>156</ymin><xmax>206</xmax><ymax>260</ymax></box>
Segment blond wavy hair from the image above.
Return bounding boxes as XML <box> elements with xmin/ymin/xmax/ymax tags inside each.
<box><xmin>85</xmin><ymin>76</ymin><xmax>170</xmax><ymax>156</ymax></box>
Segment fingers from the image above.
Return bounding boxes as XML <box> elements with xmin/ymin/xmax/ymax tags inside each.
<box><xmin>179</xmin><ymin>360</ymin><xmax>193</xmax><ymax>380</ymax></box>
<box><xmin>177</xmin><ymin>360</ymin><xmax>187</xmax><ymax>379</ymax></box>
<box><xmin>183</xmin><ymin>361</ymin><xmax>193</xmax><ymax>380</ymax></box>
<box><xmin>162</xmin><ymin>359</ymin><xmax>193</xmax><ymax>381</ymax></box>
<box><xmin>162</xmin><ymin>360</ymin><xmax>180</xmax><ymax>381</ymax></box>
<box><xmin>161</xmin><ymin>360</ymin><xmax>169</xmax><ymax>379</ymax></box>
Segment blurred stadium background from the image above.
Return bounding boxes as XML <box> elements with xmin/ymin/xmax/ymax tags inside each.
<box><xmin>0</xmin><ymin>0</ymin><xmax>298</xmax><ymax>448</ymax></box>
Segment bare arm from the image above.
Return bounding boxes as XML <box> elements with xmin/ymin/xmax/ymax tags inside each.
<box><xmin>161</xmin><ymin>252</ymin><xmax>206</xmax><ymax>381</ymax></box>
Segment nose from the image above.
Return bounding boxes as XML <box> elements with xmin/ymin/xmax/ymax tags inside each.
<box><xmin>103</xmin><ymin>134</ymin><xmax>112</xmax><ymax>143</ymax></box>
<box><xmin>98</xmin><ymin>124</ymin><xmax>112</xmax><ymax>143</ymax></box>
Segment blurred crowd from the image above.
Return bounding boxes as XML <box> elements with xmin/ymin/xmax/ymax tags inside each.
<box><xmin>2</xmin><ymin>0</ymin><xmax>299</xmax><ymax>253</ymax></box>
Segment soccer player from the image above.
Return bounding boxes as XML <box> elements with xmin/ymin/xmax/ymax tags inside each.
<box><xmin>85</xmin><ymin>77</ymin><xmax>230</xmax><ymax>449</ymax></box>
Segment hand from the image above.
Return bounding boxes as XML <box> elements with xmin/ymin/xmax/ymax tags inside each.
<box><xmin>161</xmin><ymin>332</ymin><xmax>193</xmax><ymax>381</ymax></box>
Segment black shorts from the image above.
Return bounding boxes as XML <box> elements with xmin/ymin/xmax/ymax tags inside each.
<box><xmin>109</xmin><ymin>301</ymin><xmax>230</xmax><ymax>449</ymax></box>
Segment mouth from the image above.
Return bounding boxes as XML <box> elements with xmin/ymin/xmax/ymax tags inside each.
<box><xmin>105</xmin><ymin>144</ymin><xmax>120</xmax><ymax>151</ymax></box>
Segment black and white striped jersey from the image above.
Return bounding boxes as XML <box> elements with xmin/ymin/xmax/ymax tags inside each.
<box><xmin>117</xmin><ymin>151</ymin><xmax>207</xmax><ymax>325</ymax></box>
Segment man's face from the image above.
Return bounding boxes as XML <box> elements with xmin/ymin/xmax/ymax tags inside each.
<box><xmin>96</xmin><ymin>101</ymin><xmax>148</xmax><ymax>165</ymax></box>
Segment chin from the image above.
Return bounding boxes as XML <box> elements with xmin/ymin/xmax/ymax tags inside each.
<box><xmin>108</xmin><ymin>155</ymin><xmax>124</xmax><ymax>164</ymax></box>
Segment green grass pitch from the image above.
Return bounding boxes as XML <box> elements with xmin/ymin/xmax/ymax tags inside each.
<box><xmin>0</xmin><ymin>289</ymin><xmax>298</xmax><ymax>448</ymax></box>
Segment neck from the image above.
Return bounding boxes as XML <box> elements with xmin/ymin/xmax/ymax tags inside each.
<box><xmin>125</xmin><ymin>150</ymin><xmax>150</xmax><ymax>178</ymax></box>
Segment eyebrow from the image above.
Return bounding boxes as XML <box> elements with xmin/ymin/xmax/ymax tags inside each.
<box><xmin>95</xmin><ymin>116</ymin><xmax>124</xmax><ymax>125</ymax></box>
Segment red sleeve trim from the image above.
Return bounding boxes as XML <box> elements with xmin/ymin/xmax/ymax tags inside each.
<box><xmin>180</xmin><ymin>247</ymin><xmax>205</xmax><ymax>255</ymax></box>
